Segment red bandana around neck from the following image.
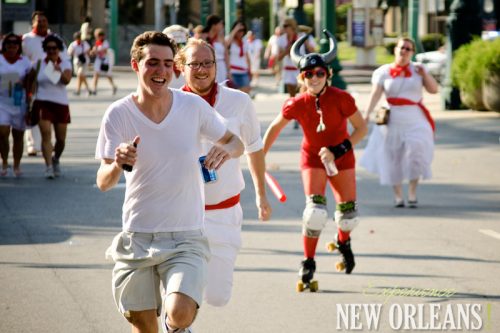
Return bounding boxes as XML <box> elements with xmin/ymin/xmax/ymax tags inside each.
<box><xmin>95</xmin><ymin>39</ymin><xmax>103</xmax><ymax>47</ymax></box>
<box><xmin>208</xmin><ymin>34</ymin><xmax>217</xmax><ymax>46</ymax></box>
<box><xmin>45</xmin><ymin>56</ymin><xmax>62</xmax><ymax>65</ymax></box>
<box><xmin>390</xmin><ymin>64</ymin><xmax>412</xmax><ymax>78</ymax></box>
<box><xmin>32</xmin><ymin>28</ymin><xmax>48</xmax><ymax>37</ymax></box>
<box><xmin>235</xmin><ymin>38</ymin><xmax>244</xmax><ymax>57</ymax></box>
<box><xmin>3</xmin><ymin>53</ymin><xmax>21</xmax><ymax>64</ymax></box>
<box><xmin>181</xmin><ymin>83</ymin><xmax>218</xmax><ymax>107</ymax></box>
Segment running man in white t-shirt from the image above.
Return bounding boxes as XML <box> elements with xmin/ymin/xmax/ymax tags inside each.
<box><xmin>176</xmin><ymin>39</ymin><xmax>271</xmax><ymax>308</ymax></box>
<box><xmin>95</xmin><ymin>31</ymin><xmax>244</xmax><ymax>333</ymax></box>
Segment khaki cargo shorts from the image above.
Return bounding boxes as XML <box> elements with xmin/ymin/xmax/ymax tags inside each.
<box><xmin>106</xmin><ymin>229</ymin><xmax>210</xmax><ymax>316</ymax></box>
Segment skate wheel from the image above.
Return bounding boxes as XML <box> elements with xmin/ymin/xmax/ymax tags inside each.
<box><xmin>296</xmin><ymin>281</ymin><xmax>305</xmax><ymax>292</ymax></box>
<box><xmin>326</xmin><ymin>242</ymin><xmax>336</xmax><ymax>252</ymax></box>
<box><xmin>335</xmin><ymin>261</ymin><xmax>345</xmax><ymax>272</ymax></box>
<box><xmin>309</xmin><ymin>280</ymin><xmax>318</xmax><ymax>292</ymax></box>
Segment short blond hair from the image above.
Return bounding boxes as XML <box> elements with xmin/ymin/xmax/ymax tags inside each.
<box><xmin>174</xmin><ymin>38</ymin><xmax>216</xmax><ymax>69</ymax></box>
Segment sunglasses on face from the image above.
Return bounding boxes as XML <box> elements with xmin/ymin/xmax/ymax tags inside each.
<box><xmin>4</xmin><ymin>40</ymin><xmax>20</xmax><ymax>46</ymax></box>
<box><xmin>303</xmin><ymin>69</ymin><xmax>327</xmax><ymax>79</ymax></box>
<box><xmin>398</xmin><ymin>46</ymin><xmax>413</xmax><ymax>52</ymax></box>
<box><xmin>185</xmin><ymin>60</ymin><xmax>215</xmax><ymax>70</ymax></box>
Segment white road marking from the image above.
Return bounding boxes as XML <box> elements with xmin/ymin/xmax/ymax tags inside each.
<box><xmin>479</xmin><ymin>229</ymin><xmax>500</xmax><ymax>240</ymax></box>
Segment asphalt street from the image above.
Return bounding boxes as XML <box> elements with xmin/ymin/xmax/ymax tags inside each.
<box><xmin>0</xmin><ymin>70</ymin><xmax>499</xmax><ymax>333</ymax></box>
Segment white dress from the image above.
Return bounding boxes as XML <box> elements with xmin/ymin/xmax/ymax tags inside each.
<box><xmin>360</xmin><ymin>63</ymin><xmax>434</xmax><ymax>185</ymax></box>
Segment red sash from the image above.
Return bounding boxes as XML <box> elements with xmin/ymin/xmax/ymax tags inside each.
<box><xmin>230</xmin><ymin>64</ymin><xmax>247</xmax><ymax>71</ymax></box>
<box><xmin>284</xmin><ymin>66</ymin><xmax>298</xmax><ymax>71</ymax></box>
<box><xmin>205</xmin><ymin>194</ymin><xmax>240</xmax><ymax>210</ymax></box>
<box><xmin>387</xmin><ymin>97</ymin><xmax>435</xmax><ymax>132</ymax></box>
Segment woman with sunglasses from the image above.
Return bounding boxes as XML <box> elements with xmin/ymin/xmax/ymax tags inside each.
<box><xmin>32</xmin><ymin>34</ymin><xmax>72</xmax><ymax>179</ymax></box>
<box><xmin>360</xmin><ymin>37</ymin><xmax>438</xmax><ymax>208</ymax></box>
<box><xmin>263</xmin><ymin>31</ymin><xmax>367</xmax><ymax>290</ymax></box>
<box><xmin>0</xmin><ymin>33</ymin><xmax>34</xmax><ymax>177</ymax></box>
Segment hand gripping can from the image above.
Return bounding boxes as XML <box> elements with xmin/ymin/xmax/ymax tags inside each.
<box><xmin>199</xmin><ymin>156</ymin><xmax>217</xmax><ymax>183</ymax></box>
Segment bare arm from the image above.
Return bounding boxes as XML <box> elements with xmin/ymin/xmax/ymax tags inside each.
<box><xmin>415</xmin><ymin>65</ymin><xmax>439</xmax><ymax>94</ymax></box>
<box><xmin>318</xmin><ymin>110</ymin><xmax>368</xmax><ymax>164</ymax></box>
<box><xmin>348</xmin><ymin>110</ymin><xmax>368</xmax><ymax>145</ymax></box>
<box><xmin>60</xmin><ymin>69</ymin><xmax>73</xmax><ymax>85</ymax></box>
<box><xmin>247</xmin><ymin>149</ymin><xmax>272</xmax><ymax>221</ymax></box>
<box><xmin>364</xmin><ymin>84</ymin><xmax>384</xmax><ymax>122</ymax></box>
<box><xmin>96</xmin><ymin>136</ymin><xmax>140</xmax><ymax>192</ymax></box>
<box><xmin>204</xmin><ymin>130</ymin><xmax>244</xmax><ymax>170</ymax></box>
<box><xmin>263</xmin><ymin>113</ymin><xmax>291</xmax><ymax>154</ymax></box>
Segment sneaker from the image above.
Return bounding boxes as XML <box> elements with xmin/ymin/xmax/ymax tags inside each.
<box><xmin>408</xmin><ymin>199</ymin><xmax>418</xmax><ymax>208</ymax></box>
<box><xmin>161</xmin><ymin>314</ymin><xmax>193</xmax><ymax>333</ymax></box>
<box><xmin>73</xmin><ymin>91</ymin><xmax>80</xmax><ymax>96</ymax></box>
<box><xmin>394</xmin><ymin>198</ymin><xmax>405</xmax><ymax>208</ymax></box>
<box><xmin>45</xmin><ymin>166</ymin><xmax>55</xmax><ymax>179</ymax></box>
<box><xmin>52</xmin><ymin>157</ymin><xmax>61</xmax><ymax>177</ymax></box>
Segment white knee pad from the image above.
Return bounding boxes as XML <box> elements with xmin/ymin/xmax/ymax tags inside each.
<box><xmin>334</xmin><ymin>201</ymin><xmax>359</xmax><ymax>232</ymax></box>
<box><xmin>302</xmin><ymin>195</ymin><xmax>328</xmax><ymax>236</ymax></box>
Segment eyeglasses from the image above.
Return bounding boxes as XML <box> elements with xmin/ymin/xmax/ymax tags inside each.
<box><xmin>185</xmin><ymin>60</ymin><xmax>215</xmax><ymax>70</ymax></box>
<box><xmin>398</xmin><ymin>46</ymin><xmax>413</xmax><ymax>52</ymax></box>
<box><xmin>303</xmin><ymin>69</ymin><xmax>327</xmax><ymax>79</ymax></box>
<box><xmin>283</xmin><ymin>24</ymin><xmax>290</xmax><ymax>28</ymax></box>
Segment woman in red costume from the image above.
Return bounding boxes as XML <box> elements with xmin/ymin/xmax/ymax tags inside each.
<box><xmin>263</xmin><ymin>30</ymin><xmax>367</xmax><ymax>291</ymax></box>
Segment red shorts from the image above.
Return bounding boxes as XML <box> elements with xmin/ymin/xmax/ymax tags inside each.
<box><xmin>34</xmin><ymin>100</ymin><xmax>71</xmax><ymax>124</ymax></box>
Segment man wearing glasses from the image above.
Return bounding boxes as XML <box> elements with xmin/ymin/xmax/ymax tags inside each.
<box><xmin>175</xmin><ymin>39</ymin><xmax>271</xmax><ymax>308</ymax></box>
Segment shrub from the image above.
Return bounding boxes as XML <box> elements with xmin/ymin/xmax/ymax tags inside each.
<box><xmin>421</xmin><ymin>33</ymin><xmax>445</xmax><ymax>51</ymax></box>
<box><xmin>452</xmin><ymin>38</ymin><xmax>500</xmax><ymax>96</ymax></box>
<box><xmin>385</xmin><ymin>41</ymin><xmax>397</xmax><ymax>54</ymax></box>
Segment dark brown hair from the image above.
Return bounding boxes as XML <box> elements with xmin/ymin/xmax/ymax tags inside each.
<box><xmin>130</xmin><ymin>31</ymin><xmax>177</xmax><ymax>62</ymax></box>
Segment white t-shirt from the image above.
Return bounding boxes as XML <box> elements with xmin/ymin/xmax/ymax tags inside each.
<box><xmin>67</xmin><ymin>40</ymin><xmax>91</xmax><ymax>67</ymax></box>
<box><xmin>35</xmin><ymin>58</ymin><xmax>72</xmax><ymax>105</ymax></box>
<box><xmin>22</xmin><ymin>31</ymin><xmax>69</xmax><ymax>63</ymax></box>
<box><xmin>229</xmin><ymin>40</ymin><xmax>249</xmax><ymax>73</ymax></box>
<box><xmin>0</xmin><ymin>55</ymin><xmax>32</xmax><ymax>114</ymax></box>
<box><xmin>202</xmin><ymin>84</ymin><xmax>263</xmax><ymax>204</ymax></box>
<box><xmin>247</xmin><ymin>38</ymin><xmax>263</xmax><ymax>72</ymax></box>
<box><xmin>95</xmin><ymin>90</ymin><xmax>227</xmax><ymax>233</ymax></box>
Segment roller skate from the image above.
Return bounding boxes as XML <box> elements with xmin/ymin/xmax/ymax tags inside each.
<box><xmin>326</xmin><ymin>236</ymin><xmax>355</xmax><ymax>274</ymax></box>
<box><xmin>296</xmin><ymin>258</ymin><xmax>318</xmax><ymax>292</ymax></box>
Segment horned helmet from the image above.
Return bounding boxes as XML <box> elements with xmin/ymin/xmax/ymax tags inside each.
<box><xmin>290</xmin><ymin>29</ymin><xmax>337</xmax><ymax>72</ymax></box>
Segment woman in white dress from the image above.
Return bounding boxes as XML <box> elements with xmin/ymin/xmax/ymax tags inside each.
<box><xmin>203</xmin><ymin>15</ymin><xmax>229</xmax><ymax>83</ymax></box>
<box><xmin>360</xmin><ymin>37</ymin><xmax>438</xmax><ymax>208</ymax></box>
<box><xmin>90</xmin><ymin>28</ymin><xmax>117</xmax><ymax>95</ymax></box>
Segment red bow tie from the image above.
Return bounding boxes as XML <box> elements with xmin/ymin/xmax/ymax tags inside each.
<box><xmin>389</xmin><ymin>64</ymin><xmax>412</xmax><ymax>78</ymax></box>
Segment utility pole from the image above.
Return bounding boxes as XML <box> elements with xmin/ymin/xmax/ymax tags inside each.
<box><xmin>321</xmin><ymin>0</ymin><xmax>346</xmax><ymax>89</ymax></box>
<box><xmin>225</xmin><ymin>0</ymin><xmax>236</xmax><ymax>35</ymax></box>
<box><xmin>201</xmin><ymin>0</ymin><xmax>210</xmax><ymax>25</ymax></box>
<box><xmin>109</xmin><ymin>0</ymin><xmax>118</xmax><ymax>58</ymax></box>
<box><xmin>408</xmin><ymin>0</ymin><xmax>422</xmax><ymax>54</ymax></box>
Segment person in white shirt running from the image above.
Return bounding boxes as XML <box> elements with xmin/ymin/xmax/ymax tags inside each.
<box><xmin>176</xmin><ymin>38</ymin><xmax>272</xmax><ymax>308</ymax></box>
<box><xmin>95</xmin><ymin>31</ymin><xmax>244</xmax><ymax>333</ymax></box>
